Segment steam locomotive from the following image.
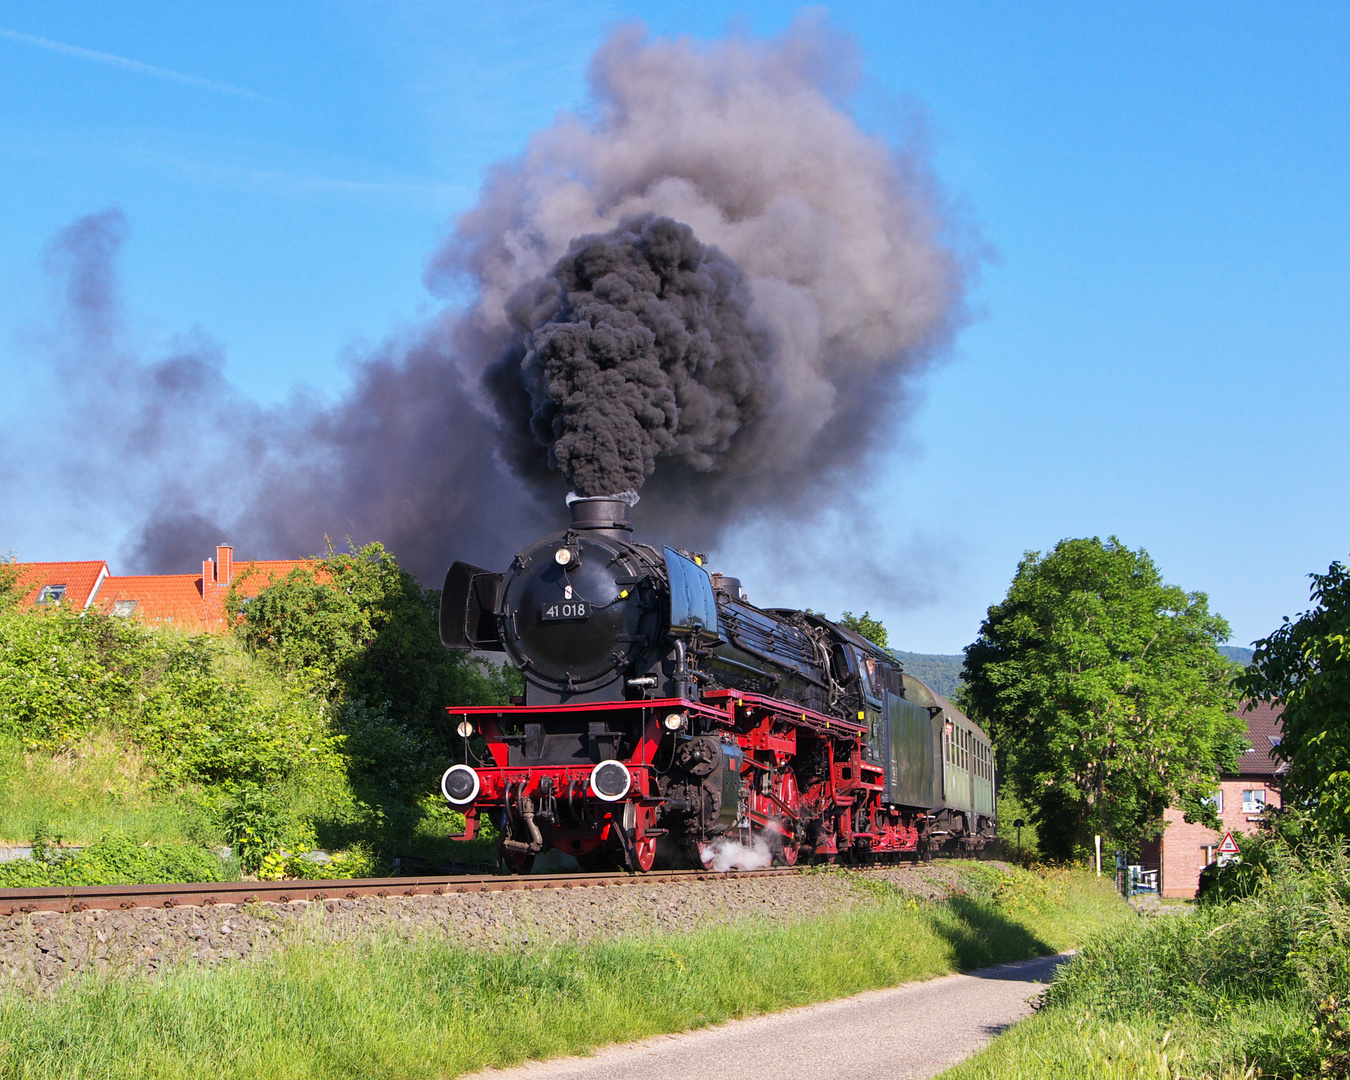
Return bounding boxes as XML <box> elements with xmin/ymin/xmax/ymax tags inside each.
<box><xmin>438</xmin><ymin>495</ymin><xmax>996</xmax><ymax>872</ymax></box>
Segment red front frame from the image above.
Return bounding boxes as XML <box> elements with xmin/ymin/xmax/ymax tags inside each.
<box><xmin>445</xmin><ymin>692</ymin><xmax>928</xmax><ymax>867</ymax></box>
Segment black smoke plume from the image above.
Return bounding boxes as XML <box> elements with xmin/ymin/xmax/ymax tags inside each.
<box><xmin>497</xmin><ymin>214</ymin><xmax>768</xmax><ymax>498</ymax></box>
<box><xmin>3</xmin><ymin>15</ymin><xmax>971</xmax><ymax>596</ymax></box>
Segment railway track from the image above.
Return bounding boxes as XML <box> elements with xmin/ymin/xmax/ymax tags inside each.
<box><xmin>0</xmin><ymin>866</ymin><xmax>809</xmax><ymax>916</ymax></box>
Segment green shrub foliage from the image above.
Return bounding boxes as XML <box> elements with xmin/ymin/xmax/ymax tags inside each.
<box><xmin>1046</xmin><ymin>836</ymin><xmax>1350</xmax><ymax>1077</ymax></box>
<box><xmin>0</xmin><ymin>833</ymin><xmax>226</xmax><ymax>888</ymax></box>
<box><xmin>0</xmin><ymin>604</ymin><xmax>339</xmax><ymax>786</ymax></box>
<box><xmin>0</xmin><ymin>540</ymin><xmax>516</xmax><ymax>880</ymax></box>
<box><xmin>227</xmin><ymin>542</ymin><xmax>518</xmax><ymax>853</ymax></box>
<box><xmin>229</xmin><ymin>541</ymin><xmax>518</xmax><ymax>725</ymax></box>
<box><xmin>1241</xmin><ymin>556</ymin><xmax>1350</xmax><ymax>838</ymax></box>
<box><xmin>963</xmin><ymin>537</ymin><xmax>1243</xmax><ymax>860</ymax></box>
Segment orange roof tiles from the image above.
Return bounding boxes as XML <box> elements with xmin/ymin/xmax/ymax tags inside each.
<box><xmin>95</xmin><ymin>574</ymin><xmax>209</xmax><ymax>630</ymax></box>
<box><xmin>92</xmin><ymin>550</ymin><xmax>321</xmax><ymax>632</ymax></box>
<box><xmin>6</xmin><ymin>561</ymin><xmax>110</xmax><ymax>609</ymax></box>
<box><xmin>8</xmin><ymin>547</ymin><xmax>320</xmax><ymax>633</ymax></box>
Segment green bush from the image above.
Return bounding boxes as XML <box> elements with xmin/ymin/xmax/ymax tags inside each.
<box><xmin>229</xmin><ymin>541</ymin><xmax>520</xmax><ymax>731</ymax></box>
<box><xmin>285</xmin><ymin>844</ymin><xmax>376</xmax><ymax>881</ymax></box>
<box><xmin>228</xmin><ymin>542</ymin><xmax>519</xmax><ymax>864</ymax></box>
<box><xmin>0</xmin><ymin>605</ymin><xmax>342</xmax><ymax>793</ymax></box>
<box><xmin>1042</xmin><ymin>837</ymin><xmax>1350</xmax><ymax>1077</ymax></box>
<box><xmin>0</xmin><ymin>603</ymin><xmax>149</xmax><ymax>747</ymax></box>
<box><xmin>0</xmin><ymin>541</ymin><xmax>518</xmax><ymax>880</ymax></box>
<box><xmin>0</xmin><ymin>833</ymin><xmax>226</xmax><ymax>887</ymax></box>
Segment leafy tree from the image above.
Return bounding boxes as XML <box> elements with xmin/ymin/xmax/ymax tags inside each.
<box><xmin>229</xmin><ymin>540</ymin><xmax>517</xmax><ymax>727</ymax></box>
<box><xmin>1240</xmin><ymin>558</ymin><xmax>1350</xmax><ymax>837</ymax></box>
<box><xmin>962</xmin><ymin>537</ymin><xmax>1243</xmax><ymax>860</ymax></box>
<box><xmin>229</xmin><ymin>541</ymin><xmax>519</xmax><ymax>850</ymax></box>
<box><xmin>840</xmin><ymin>610</ymin><xmax>889</xmax><ymax>649</ymax></box>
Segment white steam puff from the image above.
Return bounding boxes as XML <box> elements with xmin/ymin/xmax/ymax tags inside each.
<box><xmin>708</xmin><ymin>834</ymin><xmax>775</xmax><ymax>872</ymax></box>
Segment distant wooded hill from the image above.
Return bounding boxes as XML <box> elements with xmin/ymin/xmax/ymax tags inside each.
<box><xmin>893</xmin><ymin>644</ymin><xmax>1255</xmax><ymax>700</ymax></box>
<box><xmin>892</xmin><ymin>651</ymin><xmax>964</xmax><ymax>698</ymax></box>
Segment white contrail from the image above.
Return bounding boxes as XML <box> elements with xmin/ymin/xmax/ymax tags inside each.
<box><xmin>0</xmin><ymin>26</ymin><xmax>263</xmax><ymax>99</ymax></box>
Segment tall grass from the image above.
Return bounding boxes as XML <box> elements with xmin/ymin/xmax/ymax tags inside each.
<box><xmin>0</xmin><ymin>867</ymin><xmax>1125</xmax><ymax>1080</ymax></box>
<box><xmin>945</xmin><ymin>840</ymin><xmax>1350</xmax><ymax>1079</ymax></box>
<box><xmin>0</xmin><ymin>732</ymin><xmax>211</xmax><ymax>847</ymax></box>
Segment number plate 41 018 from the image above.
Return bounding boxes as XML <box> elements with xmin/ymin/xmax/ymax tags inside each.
<box><xmin>542</xmin><ymin>600</ymin><xmax>590</xmax><ymax>621</ymax></box>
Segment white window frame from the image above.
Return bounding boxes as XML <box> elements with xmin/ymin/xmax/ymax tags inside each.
<box><xmin>1242</xmin><ymin>789</ymin><xmax>1267</xmax><ymax>815</ymax></box>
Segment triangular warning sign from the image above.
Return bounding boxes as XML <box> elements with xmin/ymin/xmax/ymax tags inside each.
<box><xmin>1218</xmin><ymin>832</ymin><xmax>1239</xmax><ymax>856</ymax></box>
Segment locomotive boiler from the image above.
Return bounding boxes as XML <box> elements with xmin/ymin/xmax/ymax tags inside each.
<box><xmin>438</xmin><ymin>495</ymin><xmax>996</xmax><ymax>872</ymax></box>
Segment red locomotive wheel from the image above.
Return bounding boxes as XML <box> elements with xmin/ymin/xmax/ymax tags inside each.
<box><xmin>775</xmin><ymin>769</ymin><xmax>801</xmax><ymax>866</ymax></box>
<box><xmin>633</xmin><ymin>836</ymin><xmax>657</xmax><ymax>872</ymax></box>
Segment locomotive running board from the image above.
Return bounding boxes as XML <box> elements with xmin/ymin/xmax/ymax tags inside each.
<box><xmin>699</xmin><ymin>690</ymin><xmax>867</xmax><ymax>738</ymax></box>
<box><xmin>446</xmin><ymin>693</ymin><xmax>865</xmax><ymax>740</ymax></box>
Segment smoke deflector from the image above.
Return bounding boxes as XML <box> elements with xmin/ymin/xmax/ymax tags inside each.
<box><xmin>665</xmin><ymin>546</ymin><xmax>721</xmax><ymax>641</ymax></box>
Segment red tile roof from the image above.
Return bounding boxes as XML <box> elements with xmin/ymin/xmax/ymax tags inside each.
<box><xmin>95</xmin><ymin>574</ymin><xmax>206</xmax><ymax>628</ymax></box>
<box><xmin>93</xmin><ymin>554</ymin><xmax>321</xmax><ymax>632</ymax></box>
<box><xmin>6</xmin><ymin>561</ymin><xmax>110</xmax><ymax>609</ymax></box>
<box><xmin>8</xmin><ymin>547</ymin><xmax>321</xmax><ymax>633</ymax></box>
<box><xmin>1233</xmin><ymin>699</ymin><xmax>1285</xmax><ymax>778</ymax></box>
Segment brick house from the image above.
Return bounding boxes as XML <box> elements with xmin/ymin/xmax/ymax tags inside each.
<box><xmin>1140</xmin><ymin>700</ymin><xmax>1285</xmax><ymax>899</ymax></box>
<box><xmin>6</xmin><ymin>546</ymin><xmax>315</xmax><ymax>633</ymax></box>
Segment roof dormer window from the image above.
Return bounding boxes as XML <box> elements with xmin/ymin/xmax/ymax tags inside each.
<box><xmin>36</xmin><ymin>584</ymin><xmax>66</xmax><ymax>605</ymax></box>
<box><xmin>112</xmin><ymin>600</ymin><xmax>138</xmax><ymax>617</ymax></box>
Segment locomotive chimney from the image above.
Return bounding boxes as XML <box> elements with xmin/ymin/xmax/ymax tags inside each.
<box><xmin>566</xmin><ymin>493</ymin><xmax>636</xmax><ymax>538</ymax></box>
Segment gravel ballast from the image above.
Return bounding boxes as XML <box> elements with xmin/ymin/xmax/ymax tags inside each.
<box><xmin>0</xmin><ymin>864</ymin><xmax>984</xmax><ymax>996</ymax></box>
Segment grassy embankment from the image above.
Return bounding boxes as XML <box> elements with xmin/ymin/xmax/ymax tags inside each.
<box><xmin>0</xmin><ymin>863</ymin><xmax>1123</xmax><ymax>1079</ymax></box>
<box><xmin>943</xmin><ymin>836</ymin><xmax>1350</xmax><ymax>1079</ymax></box>
<box><xmin>0</xmin><ymin>548</ymin><xmax>510</xmax><ymax>885</ymax></box>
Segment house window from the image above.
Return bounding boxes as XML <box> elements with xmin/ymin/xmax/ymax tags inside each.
<box><xmin>36</xmin><ymin>584</ymin><xmax>67</xmax><ymax>604</ymax></box>
<box><xmin>1205</xmin><ymin>789</ymin><xmax>1224</xmax><ymax>813</ymax></box>
<box><xmin>112</xmin><ymin>600</ymin><xmax>138</xmax><ymax>617</ymax></box>
<box><xmin>1242</xmin><ymin>789</ymin><xmax>1267</xmax><ymax>815</ymax></box>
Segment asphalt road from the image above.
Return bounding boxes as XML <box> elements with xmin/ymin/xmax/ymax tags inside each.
<box><xmin>459</xmin><ymin>953</ymin><xmax>1068</xmax><ymax>1080</ymax></box>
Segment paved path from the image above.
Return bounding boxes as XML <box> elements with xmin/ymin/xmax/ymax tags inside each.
<box><xmin>459</xmin><ymin>953</ymin><xmax>1068</xmax><ymax>1080</ymax></box>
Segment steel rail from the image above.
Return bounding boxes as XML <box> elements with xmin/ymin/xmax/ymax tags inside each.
<box><xmin>0</xmin><ymin>866</ymin><xmax>810</xmax><ymax>916</ymax></box>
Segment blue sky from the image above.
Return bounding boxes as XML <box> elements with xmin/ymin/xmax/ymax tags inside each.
<box><xmin>1</xmin><ymin>2</ymin><xmax>1347</xmax><ymax>653</ymax></box>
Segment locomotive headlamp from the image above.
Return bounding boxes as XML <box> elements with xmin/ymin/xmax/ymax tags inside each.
<box><xmin>554</xmin><ymin>547</ymin><xmax>573</xmax><ymax>566</ymax></box>
<box><xmin>440</xmin><ymin>764</ymin><xmax>480</xmax><ymax>806</ymax></box>
<box><xmin>662</xmin><ymin>711</ymin><xmax>687</xmax><ymax>732</ymax></box>
<box><xmin>589</xmin><ymin>760</ymin><xmax>632</xmax><ymax>802</ymax></box>
<box><xmin>456</xmin><ymin>719</ymin><xmax>475</xmax><ymax>739</ymax></box>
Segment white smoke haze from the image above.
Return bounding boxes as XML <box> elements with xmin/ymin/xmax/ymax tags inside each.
<box><xmin>709</xmin><ymin>833</ymin><xmax>775</xmax><ymax>872</ymax></box>
<box><xmin>2</xmin><ymin>14</ymin><xmax>972</xmax><ymax>591</ymax></box>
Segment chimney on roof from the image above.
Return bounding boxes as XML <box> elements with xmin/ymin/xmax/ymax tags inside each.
<box><xmin>202</xmin><ymin>557</ymin><xmax>215</xmax><ymax>589</ymax></box>
<box><xmin>217</xmin><ymin>545</ymin><xmax>233</xmax><ymax>586</ymax></box>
